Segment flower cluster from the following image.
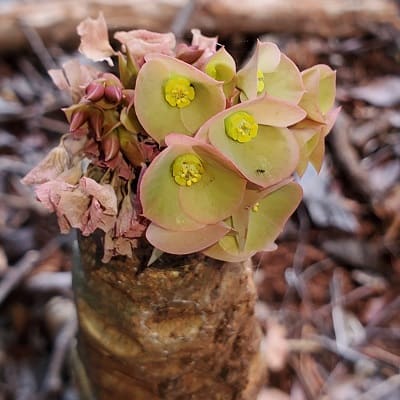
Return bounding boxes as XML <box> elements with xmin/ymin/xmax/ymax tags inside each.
<box><xmin>23</xmin><ymin>13</ymin><xmax>339</xmax><ymax>262</ymax></box>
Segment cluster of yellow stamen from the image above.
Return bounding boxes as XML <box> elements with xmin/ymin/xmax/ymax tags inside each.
<box><xmin>172</xmin><ymin>153</ymin><xmax>204</xmax><ymax>187</ymax></box>
<box><xmin>164</xmin><ymin>76</ymin><xmax>195</xmax><ymax>108</ymax></box>
<box><xmin>257</xmin><ymin>70</ymin><xmax>265</xmax><ymax>94</ymax></box>
<box><xmin>252</xmin><ymin>202</ymin><xmax>260</xmax><ymax>212</ymax></box>
<box><xmin>224</xmin><ymin>111</ymin><xmax>259</xmax><ymax>143</ymax></box>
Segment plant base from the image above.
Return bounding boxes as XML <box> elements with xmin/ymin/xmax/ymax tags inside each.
<box><xmin>73</xmin><ymin>233</ymin><xmax>266</xmax><ymax>399</ymax></box>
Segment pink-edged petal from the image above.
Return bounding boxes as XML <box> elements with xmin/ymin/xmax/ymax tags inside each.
<box><xmin>179</xmin><ymin>82</ymin><xmax>224</xmax><ymax>133</ymax></box>
<box><xmin>134</xmin><ymin>65</ymin><xmax>184</xmax><ymax>141</ymax></box>
<box><xmin>204</xmin><ymin>47</ymin><xmax>236</xmax><ymax>97</ymax></box>
<box><xmin>49</xmin><ymin>60</ymin><xmax>99</xmax><ymax>102</ymax></box>
<box><xmin>202</xmin><ymin>238</ymin><xmax>257</xmax><ymax>262</ymax></box>
<box><xmin>166</xmin><ymin>133</ymin><xmax>243</xmax><ymax>172</ymax></box>
<box><xmin>197</xmin><ymin>95</ymin><xmax>306</xmax><ymax>142</ymax></box>
<box><xmin>302</xmin><ymin>64</ymin><xmax>336</xmax><ymax>114</ymax></box>
<box><xmin>245</xmin><ymin>182</ymin><xmax>303</xmax><ymax>253</ymax></box>
<box><xmin>298</xmin><ymin>70</ymin><xmax>325</xmax><ymax>123</ymax></box>
<box><xmin>48</xmin><ymin>69</ymin><xmax>69</xmax><ymax>91</ymax></box>
<box><xmin>103</xmin><ymin>231</ymin><xmax>138</xmax><ymax>262</ymax></box>
<box><xmin>307</xmin><ymin>107</ymin><xmax>340</xmax><ymax>172</ymax></box>
<box><xmin>191</xmin><ymin>29</ymin><xmax>217</xmax><ymax>54</ymax></box>
<box><xmin>114</xmin><ymin>30</ymin><xmax>176</xmax><ymax>66</ymax></box>
<box><xmin>291</xmin><ymin>120</ymin><xmax>324</xmax><ymax>176</ymax></box>
<box><xmin>134</xmin><ymin>54</ymin><xmax>225</xmax><ymax>143</ymax></box>
<box><xmin>294</xmin><ymin>107</ymin><xmax>340</xmax><ymax>174</ymax></box>
<box><xmin>179</xmin><ymin>146</ymin><xmax>246</xmax><ymax>224</ymax></box>
<box><xmin>79</xmin><ymin>177</ymin><xmax>118</xmax><ymax>216</ymax></box>
<box><xmin>140</xmin><ymin>144</ymin><xmax>206</xmax><ymax>231</ymax></box>
<box><xmin>309</xmin><ymin>135</ymin><xmax>325</xmax><ymax>172</ymax></box>
<box><xmin>237</xmin><ymin>41</ymin><xmax>281</xmax><ymax>100</ymax></box>
<box><xmin>262</xmin><ymin>54</ymin><xmax>304</xmax><ymax>103</ymax></box>
<box><xmin>77</xmin><ymin>12</ymin><xmax>115</xmax><ymax>66</ymax></box>
<box><xmin>21</xmin><ymin>146</ymin><xmax>70</xmax><ymax>185</ymax></box>
<box><xmin>190</xmin><ymin>29</ymin><xmax>218</xmax><ymax>68</ymax></box>
<box><xmin>146</xmin><ymin>222</ymin><xmax>229</xmax><ymax>255</ymax></box>
<box><xmin>35</xmin><ymin>180</ymin><xmax>74</xmax><ymax>212</ymax></box>
<box><xmin>81</xmin><ymin>199</ymin><xmax>117</xmax><ymax>236</ymax></box>
<box><xmin>209</xmin><ymin>124</ymin><xmax>300</xmax><ymax>187</ymax></box>
<box><xmin>322</xmin><ymin>107</ymin><xmax>341</xmax><ymax>137</ymax></box>
<box><xmin>57</xmin><ymin>190</ymin><xmax>89</xmax><ymax>229</ymax></box>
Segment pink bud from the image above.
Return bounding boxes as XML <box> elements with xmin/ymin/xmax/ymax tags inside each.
<box><xmin>70</xmin><ymin>110</ymin><xmax>88</xmax><ymax>132</ymax></box>
<box><xmin>176</xmin><ymin>47</ymin><xmax>204</xmax><ymax>64</ymax></box>
<box><xmin>88</xmin><ymin>111</ymin><xmax>104</xmax><ymax>140</ymax></box>
<box><xmin>102</xmin><ymin>132</ymin><xmax>120</xmax><ymax>161</ymax></box>
<box><xmin>85</xmin><ymin>81</ymin><xmax>105</xmax><ymax>102</ymax></box>
<box><xmin>104</xmin><ymin>85</ymin><xmax>122</xmax><ymax>103</ymax></box>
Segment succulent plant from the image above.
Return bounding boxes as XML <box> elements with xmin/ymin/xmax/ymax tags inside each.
<box><xmin>23</xmin><ymin>13</ymin><xmax>338</xmax><ymax>262</ymax></box>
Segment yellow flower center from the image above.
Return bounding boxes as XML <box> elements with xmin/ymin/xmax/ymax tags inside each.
<box><xmin>172</xmin><ymin>153</ymin><xmax>204</xmax><ymax>187</ymax></box>
<box><xmin>164</xmin><ymin>76</ymin><xmax>195</xmax><ymax>108</ymax></box>
<box><xmin>257</xmin><ymin>70</ymin><xmax>265</xmax><ymax>94</ymax></box>
<box><xmin>252</xmin><ymin>202</ymin><xmax>260</xmax><ymax>212</ymax></box>
<box><xmin>224</xmin><ymin>111</ymin><xmax>258</xmax><ymax>143</ymax></box>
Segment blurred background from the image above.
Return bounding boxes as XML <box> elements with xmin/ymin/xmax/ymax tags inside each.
<box><xmin>0</xmin><ymin>1</ymin><xmax>399</xmax><ymax>399</ymax></box>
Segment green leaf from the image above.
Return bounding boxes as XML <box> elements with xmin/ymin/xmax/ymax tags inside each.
<box><xmin>120</xmin><ymin>106</ymin><xmax>141</xmax><ymax>133</ymax></box>
<box><xmin>118</xmin><ymin>50</ymin><xmax>139</xmax><ymax>89</ymax></box>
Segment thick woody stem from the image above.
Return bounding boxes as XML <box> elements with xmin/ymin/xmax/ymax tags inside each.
<box><xmin>73</xmin><ymin>233</ymin><xmax>266</xmax><ymax>400</ymax></box>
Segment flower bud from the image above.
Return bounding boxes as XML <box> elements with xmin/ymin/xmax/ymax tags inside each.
<box><xmin>85</xmin><ymin>81</ymin><xmax>105</xmax><ymax>102</ymax></box>
<box><xmin>104</xmin><ymin>85</ymin><xmax>123</xmax><ymax>103</ymax></box>
<box><xmin>88</xmin><ymin>110</ymin><xmax>104</xmax><ymax>140</ymax></box>
<box><xmin>102</xmin><ymin>132</ymin><xmax>120</xmax><ymax>161</ymax></box>
<box><xmin>119</xmin><ymin>129</ymin><xmax>144</xmax><ymax>166</ymax></box>
<box><xmin>70</xmin><ymin>110</ymin><xmax>88</xmax><ymax>132</ymax></box>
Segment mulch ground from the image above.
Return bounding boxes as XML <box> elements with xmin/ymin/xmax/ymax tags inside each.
<box><xmin>0</xmin><ymin>10</ymin><xmax>399</xmax><ymax>400</ymax></box>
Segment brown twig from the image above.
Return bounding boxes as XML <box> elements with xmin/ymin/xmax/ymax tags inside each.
<box><xmin>314</xmin><ymin>335</ymin><xmax>376</xmax><ymax>370</ymax></box>
<box><xmin>329</xmin><ymin>111</ymin><xmax>374</xmax><ymax>202</ymax></box>
<box><xmin>366</xmin><ymin>295</ymin><xmax>400</xmax><ymax>329</ymax></box>
<box><xmin>38</xmin><ymin>117</ymin><xmax>70</xmax><ymax>135</ymax></box>
<box><xmin>18</xmin><ymin>19</ymin><xmax>57</xmax><ymax>71</ymax></box>
<box><xmin>0</xmin><ymin>193</ymin><xmax>48</xmax><ymax>215</ymax></box>
<box><xmin>362</xmin><ymin>344</ymin><xmax>400</xmax><ymax>370</ymax></box>
<box><xmin>0</xmin><ymin>250</ymin><xmax>40</xmax><ymax>305</ymax></box>
<box><xmin>330</xmin><ymin>270</ymin><xmax>350</xmax><ymax>347</ymax></box>
<box><xmin>24</xmin><ymin>272</ymin><xmax>72</xmax><ymax>293</ymax></box>
<box><xmin>314</xmin><ymin>282</ymin><xmax>383</xmax><ymax>319</ymax></box>
<box><xmin>170</xmin><ymin>0</ymin><xmax>197</xmax><ymax>39</ymax></box>
<box><xmin>0</xmin><ymin>235</ymin><xmax>73</xmax><ymax>305</ymax></box>
<box><xmin>41</xmin><ymin>318</ymin><xmax>77</xmax><ymax>396</ymax></box>
<box><xmin>281</xmin><ymin>204</ymin><xmax>314</xmax><ymax>315</ymax></box>
<box><xmin>355</xmin><ymin>373</ymin><xmax>400</xmax><ymax>400</ymax></box>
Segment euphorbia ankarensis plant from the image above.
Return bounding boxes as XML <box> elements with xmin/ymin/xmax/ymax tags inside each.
<box><xmin>23</xmin><ymin>13</ymin><xmax>339</xmax><ymax>263</ymax></box>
